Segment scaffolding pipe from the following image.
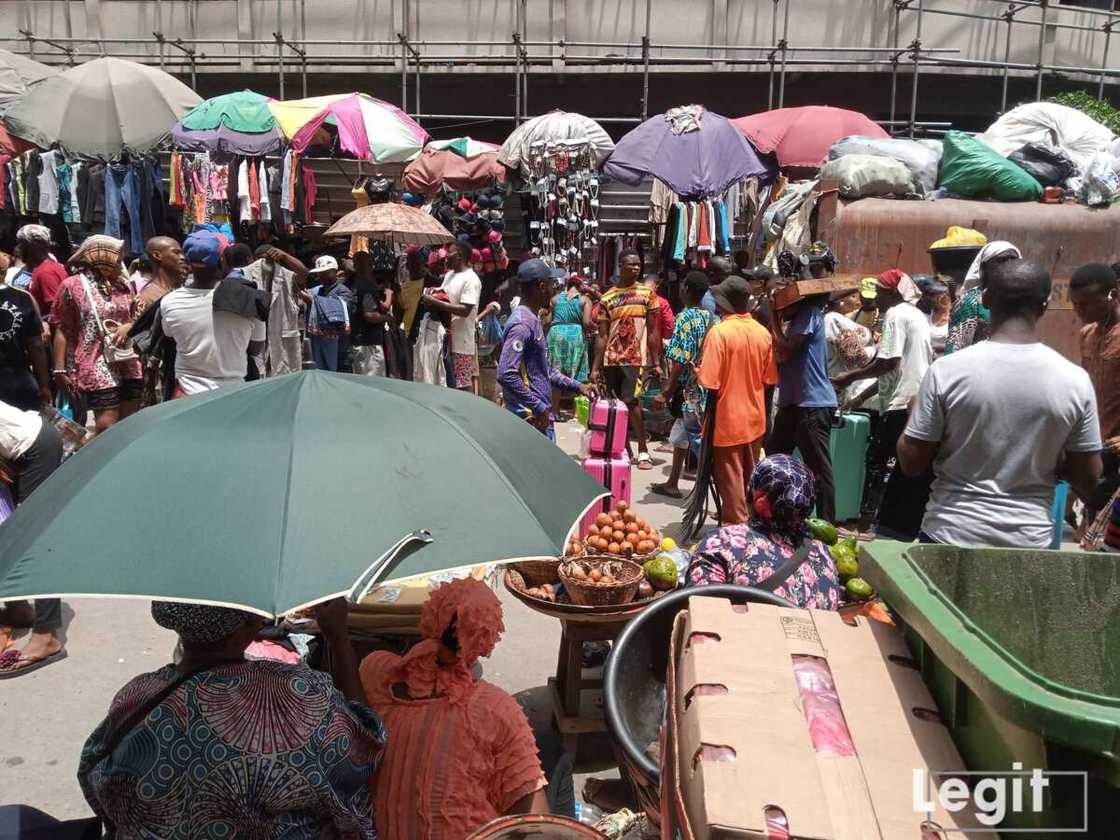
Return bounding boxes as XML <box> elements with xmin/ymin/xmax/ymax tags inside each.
<box><xmin>513</xmin><ymin>32</ymin><xmax>522</xmax><ymax>124</ymax></box>
<box><xmin>909</xmin><ymin>0</ymin><xmax>923</xmax><ymax>138</ymax></box>
<box><xmin>276</xmin><ymin>0</ymin><xmax>285</xmax><ymax>98</ymax></box>
<box><xmin>400</xmin><ymin>36</ymin><xmax>408</xmax><ymax>110</ymax></box>
<box><xmin>1035</xmin><ymin>0</ymin><xmax>1048</xmax><ymax>100</ymax></box>
<box><xmin>890</xmin><ymin>3</ymin><xmax>900</xmax><ymax>125</ymax></box>
<box><xmin>1001</xmin><ymin>5</ymin><xmax>1016</xmax><ymax>113</ymax></box>
<box><xmin>301</xmin><ymin>0</ymin><xmax>308</xmax><ymax>96</ymax></box>
<box><xmin>1099</xmin><ymin>18</ymin><xmax>1115</xmax><ymax>99</ymax></box>
<box><xmin>645</xmin><ymin>0</ymin><xmax>654</xmax><ymax>118</ymax></box>
<box><xmin>767</xmin><ymin>0</ymin><xmax>778</xmax><ymax>108</ymax></box>
<box><xmin>777</xmin><ymin>0</ymin><xmax>791</xmax><ymax>107</ymax></box>
<box><xmin>521</xmin><ymin>0</ymin><xmax>529</xmax><ymax>120</ymax></box>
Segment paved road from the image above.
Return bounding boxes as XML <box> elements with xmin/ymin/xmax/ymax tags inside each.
<box><xmin>0</xmin><ymin>418</ymin><xmax>685</xmax><ymax>819</ymax></box>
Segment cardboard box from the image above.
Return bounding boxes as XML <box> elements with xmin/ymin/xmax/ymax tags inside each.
<box><xmin>667</xmin><ymin>597</ymin><xmax>996</xmax><ymax>840</ymax></box>
<box><xmin>772</xmin><ymin>277</ymin><xmax>860</xmax><ymax>311</ymax></box>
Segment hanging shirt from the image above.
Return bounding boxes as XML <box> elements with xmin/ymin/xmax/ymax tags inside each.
<box><xmin>36</xmin><ymin>150</ymin><xmax>60</xmax><ymax>216</ymax></box>
<box><xmin>258</xmin><ymin>161</ymin><xmax>271</xmax><ymax>222</ymax></box>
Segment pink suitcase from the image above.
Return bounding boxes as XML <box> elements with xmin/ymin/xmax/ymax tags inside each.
<box><xmin>587</xmin><ymin>398</ymin><xmax>629</xmax><ymax>457</ymax></box>
<box><xmin>580</xmin><ymin>455</ymin><xmax>632</xmax><ymax>536</ymax></box>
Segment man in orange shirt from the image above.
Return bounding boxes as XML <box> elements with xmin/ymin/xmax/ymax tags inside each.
<box><xmin>698</xmin><ymin>276</ymin><xmax>779</xmax><ymax>524</ymax></box>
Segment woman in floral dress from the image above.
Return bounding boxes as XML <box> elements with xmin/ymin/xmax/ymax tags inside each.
<box><xmin>687</xmin><ymin>454</ymin><xmax>842</xmax><ymax>610</ymax></box>
<box><xmin>50</xmin><ymin>236</ymin><xmax>142</xmax><ymax>435</ymax></box>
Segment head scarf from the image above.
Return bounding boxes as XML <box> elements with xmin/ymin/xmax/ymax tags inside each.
<box><xmin>151</xmin><ymin>601</ymin><xmax>255</xmax><ymax>645</ymax></box>
<box><xmin>389</xmin><ymin>577</ymin><xmax>504</xmax><ymax>704</ymax></box>
<box><xmin>748</xmin><ymin>455</ymin><xmax>816</xmax><ymax>544</ymax></box>
<box><xmin>16</xmin><ymin>224</ymin><xmax>51</xmax><ymax>244</ymax></box>
<box><xmin>876</xmin><ymin>269</ymin><xmax>922</xmax><ymax>305</ymax></box>
<box><xmin>963</xmin><ymin>241</ymin><xmax>1020</xmax><ymax>293</ymax></box>
<box><xmin>71</xmin><ymin>235</ymin><xmax>125</xmax><ymax>277</ymax></box>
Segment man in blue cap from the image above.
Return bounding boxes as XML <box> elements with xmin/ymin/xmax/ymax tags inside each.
<box><xmin>498</xmin><ymin>259</ymin><xmax>595</xmax><ymax>438</ymax></box>
<box><xmin>158</xmin><ymin>230</ymin><xmax>267</xmax><ymax>397</ymax></box>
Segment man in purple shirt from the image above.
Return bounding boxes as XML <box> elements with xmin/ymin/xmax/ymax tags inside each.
<box><xmin>499</xmin><ymin>259</ymin><xmax>593</xmax><ymax>438</ymax></box>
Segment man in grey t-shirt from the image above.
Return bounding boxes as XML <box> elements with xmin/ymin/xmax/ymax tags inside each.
<box><xmin>898</xmin><ymin>260</ymin><xmax>1102</xmax><ymax>548</ymax></box>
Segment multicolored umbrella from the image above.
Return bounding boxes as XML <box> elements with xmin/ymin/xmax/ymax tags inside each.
<box><xmin>603</xmin><ymin>105</ymin><xmax>774</xmax><ymax>198</ymax></box>
<box><xmin>403</xmin><ymin>137</ymin><xmax>507</xmax><ymax>196</ymax></box>
<box><xmin>3</xmin><ymin>57</ymin><xmax>200</xmax><ymax>156</ymax></box>
<box><xmin>171</xmin><ymin>89</ymin><xmax>284</xmax><ymax>155</ymax></box>
<box><xmin>732</xmin><ymin>106</ymin><xmax>888</xmax><ymax>169</ymax></box>
<box><xmin>498</xmin><ymin>111</ymin><xmax>614</xmax><ymax>175</ymax></box>
<box><xmin>0</xmin><ymin>48</ymin><xmax>56</xmax><ymax>111</ymax></box>
<box><xmin>324</xmin><ymin>203</ymin><xmax>455</xmax><ymax>246</ymax></box>
<box><xmin>268</xmin><ymin>93</ymin><xmax>428</xmax><ymax>163</ymax></box>
<box><xmin>0</xmin><ymin>371</ymin><xmax>606</xmax><ymax>618</ymax></box>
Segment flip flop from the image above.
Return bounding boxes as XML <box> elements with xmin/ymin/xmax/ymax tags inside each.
<box><xmin>651</xmin><ymin>483</ymin><xmax>684</xmax><ymax>499</ymax></box>
<box><xmin>0</xmin><ymin>648</ymin><xmax>67</xmax><ymax>679</ymax></box>
<box><xmin>636</xmin><ymin>453</ymin><xmax>654</xmax><ymax>471</ymax></box>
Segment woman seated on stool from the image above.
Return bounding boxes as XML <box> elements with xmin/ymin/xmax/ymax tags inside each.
<box><xmin>360</xmin><ymin>577</ymin><xmax>548</xmax><ymax>840</ymax></box>
<box><xmin>687</xmin><ymin>454</ymin><xmax>842</xmax><ymax>610</ymax></box>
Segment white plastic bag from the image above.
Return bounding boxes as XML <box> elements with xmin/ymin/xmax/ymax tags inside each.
<box><xmin>981</xmin><ymin>102</ymin><xmax>1114</xmax><ymax>172</ymax></box>
<box><xmin>828</xmin><ymin>135</ymin><xmax>942</xmax><ymax>194</ymax></box>
<box><xmin>1080</xmin><ymin>153</ymin><xmax>1120</xmax><ymax>206</ymax></box>
<box><xmin>820</xmin><ymin>154</ymin><xmax>916</xmax><ymax>199</ymax></box>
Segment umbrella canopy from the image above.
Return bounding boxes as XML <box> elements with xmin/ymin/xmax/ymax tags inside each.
<box><xmin>732</xmin><ymin>106</ymin><xmax>888</xmax><ymax>169</ymax></box>
<box><xmin>324</xmin><ymin>202</ymin><xmax>455</xmax><ymax>246</ymax></box>
<box><xmin>3</xmin><ymin>57</ymin><xmax>200</xmax><ymax>156</ymax></box>
<box><xmin>0</xmin><ymin>372</ymin><xmax>606</xmax><ymax>618</ymax></box>
<box><xmin>268</xmin><ymin>93</ymin><xmax>427</xmax><ymax>162</ymax></box>
<box><xmin>498</xmin><ymin>111</ymin><xmax>614</xmax><ymax>175</ymax></box>
<box><xmin>602</xmin><ymin>105</ymin><xmax>774</xmax><ymax>198</ymax></box>
<box><xmin>172</xmin><ymin>91</ymin><xmax>284</xmax><ymax>155</ymax></box>
<box><xmin>403</xmin><ymin>138</ymin><xmax>507</xmax><ymax>197</ymax></box>
<box><xmin>0</xmin><ymin>48</ymin><xmax>56</xmax><ymax>111</ymax></box>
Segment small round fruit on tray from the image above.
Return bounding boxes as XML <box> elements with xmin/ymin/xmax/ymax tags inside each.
<box><xmin>569</xmin><ymin>500</ymin><xmax>662</xmax><ymax>560</ymax></box>
<box><xmin>560</xmin><ymin>557</ymin><xmax>643</xmax><ymax>606</ymax></box>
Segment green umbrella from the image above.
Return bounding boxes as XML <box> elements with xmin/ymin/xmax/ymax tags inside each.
<box><xmin>0</xmin><ymin>372</ymin><xmax>605</xmax><ymax>618</ymax></box>
<box><xmin>179</xmin><ymin>89</ymin><xmax>277</xmax><ymax>134</ymax></box>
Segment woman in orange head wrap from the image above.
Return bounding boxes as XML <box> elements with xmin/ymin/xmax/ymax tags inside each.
<box><xmin>359</xmin><ymin>578</ymin><xmax>547</xmax><ymax>839</ymax></box>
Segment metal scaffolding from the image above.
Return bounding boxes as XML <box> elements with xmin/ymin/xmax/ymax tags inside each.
<box><xmin>5</xmin><ymin>0</ymin><xmax>1120</xmax><ymax>135</ymax></box>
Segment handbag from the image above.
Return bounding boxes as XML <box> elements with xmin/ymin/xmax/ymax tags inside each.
<box><xmin>82</xmin><ymin>276</ymin><xmax>138</xmax><ymax>365</ymax></box>
<box><xmin>751</xmin><ymin>539</ymin><xmax>815</xmax><ymax>596</ymax></box>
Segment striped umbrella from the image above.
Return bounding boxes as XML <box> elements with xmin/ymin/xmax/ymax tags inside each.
<box><xmin>268</xmin><ymin>93</ymin><xmax>428</xmax><ymax>163</ymax></box>
<box><xmin>428</xmin><ymin>137</ymin><xmax>499</xmax><ymax>158</ymax></box>
<box><xmin>323</xmin><ymin>203</ymin><xmax>454</xmax><ymax>247</ymax></box>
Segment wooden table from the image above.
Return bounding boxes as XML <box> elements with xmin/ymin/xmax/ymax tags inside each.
<box><xmin>505</xmin><ymin>569</ymin><xmax>647</xmax><ymax>753</ymax></box>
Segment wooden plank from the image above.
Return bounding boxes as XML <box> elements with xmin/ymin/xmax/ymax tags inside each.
<box><xmin>772</xmin><ymin>276</ymin><xmax>861</xmax><ymax>310</ymax></box>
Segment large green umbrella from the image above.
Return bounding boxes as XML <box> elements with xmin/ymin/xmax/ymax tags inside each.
<box><xmin>0</xmin><ymin>372</ymin><xmax>605</xmax><ymax>618</ymax></box>
<box><xmin>179</xmin><ymin>88</ymin><xmax>276</xmax><ymax>133</ymax></box>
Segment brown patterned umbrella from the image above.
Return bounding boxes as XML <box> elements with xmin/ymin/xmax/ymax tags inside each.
<box><xmin>323</xmin><ymin>202</ymin><xmax>454</xmax><ymax>246</ymax></box>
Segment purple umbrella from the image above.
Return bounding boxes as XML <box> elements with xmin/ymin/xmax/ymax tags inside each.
<box><xmin>603</xmin><ymin>105</ymin><xmax>774</xmax><ymax>198</ymax></box>
<box><xmin>171</xmin><ymin>122</ymin><xmax>284</xmax><ymax>156</ymax></box>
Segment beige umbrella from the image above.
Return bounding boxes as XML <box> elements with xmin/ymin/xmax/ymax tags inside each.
<box><xmin>0</xmin><ymin>48</ymin><xmax>56</xmax><ymax>111</ymax></box>
<box><xmin>324</xmin><ymin>203</ymin><xmax>455</xmax><ymax>247</ymax></box>
<box><xmin>4</xmin><ymin>57</ymin><xmax>200</xmax><ymax>156</ymax></box>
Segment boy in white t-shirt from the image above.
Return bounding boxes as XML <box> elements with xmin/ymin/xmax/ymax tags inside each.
<box><xmin>423</xmin><ymin>241</ymin><xmax>481</xmax><ymax>391</ymax></box>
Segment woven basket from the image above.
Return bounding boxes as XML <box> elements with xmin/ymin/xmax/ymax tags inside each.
<box><xmin>559</xmin><ymin>556</ymin><xmax>643</xmax><ymax>606</ymax></box>
<box><xmin>508</xmin><ymin>559</ymin><xmax>562</xmax><ymax>588</ymax></box>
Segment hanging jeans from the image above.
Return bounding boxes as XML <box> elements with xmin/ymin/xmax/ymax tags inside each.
<box><xmin>104</xmin><ymin>163</ymin><xmax>144</xmax><ymax>255</ymax></box>
<box><xmin>140</xmin><ymin>158</ymin><xmax>164</xmax><ymax>239</ymax></box>
<box><xmin>310</xmin><ymin>336</ymin><xmax>341</xmax><ymax>371</ymax></box>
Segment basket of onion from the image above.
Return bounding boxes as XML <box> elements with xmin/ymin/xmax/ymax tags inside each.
<box><xmin>559</xmin><ymin>556</ymin><xmax>643</xmax><ymax>606</ymax></box>
<box><xmin>572</xmin><ymin>501</ymin><xmax>662</xmax><ymax>562</ymax></box>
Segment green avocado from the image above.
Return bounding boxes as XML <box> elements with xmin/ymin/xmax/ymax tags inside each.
<box><xmin>836</xmin><ymin>555</ymin><xmax>859</xmax><ymax>582</ymax></box>
<box><xmin>643</xmin><ymin>554</ymin><xmax>679</xmax><ymax>590</ymax></box>
<box><xmin>806</xmin><ymin>518</ymin><xmax>838</xmax><ymax>545</ymax></box>
<box><xmin>846</xmin><ymin>577</ymin><xmax>873</xmax><ymax>600</ymax></box>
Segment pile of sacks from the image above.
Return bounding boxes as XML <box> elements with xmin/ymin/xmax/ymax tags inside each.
<box><xmin>822</xmin><ymin>102</ymin><xmax>1120</xmax><ymax>206</ymax></box>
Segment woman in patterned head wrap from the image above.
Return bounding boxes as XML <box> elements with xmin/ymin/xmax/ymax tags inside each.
<box><xmin>49</xmin><ymin>235</ymin><xmax>142</xmax><ymax>434</ymax></box>
<box><xmin>686</xmin><ymin>454</ymin><xmax>842</xmax><ymax>610</ymax></box>
<box><xmin>78</xmin><ymin>598</ymin><xmax>386</xmax><ymax>838</ymax></box>
<box><xmin>360</xmin><ymin>577</ymin><xmax>549</xmax><ymax>839</ymax></box>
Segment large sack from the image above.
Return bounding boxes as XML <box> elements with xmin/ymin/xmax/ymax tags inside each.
<box><xmin>981</xmin><ymin>102</ymin><xmax>1114</xmax><ymax>171</ymax></box>
<box><xmin>828</xmin><ymin>135</ymin><xmax>941</xmax><ymax>194</ymax></box>
<box><xmin>1080</xmin><ymin>153</ymin><xmax>1120</xmax><ymax>206</ymax></box>
<box><xmin>820</xmin><ymin>154</ymin><xmax>916</xmax><ymax>199</ymax></box>
<box><xmin>1007</xmin><ymin>142</ymin><xmax>1078</xmax><ymax>187</ymax></box>
<box><xmin>937</xmin><ymin>131</ymin><xmax>1043</xmax><ymax>202</ymax></box>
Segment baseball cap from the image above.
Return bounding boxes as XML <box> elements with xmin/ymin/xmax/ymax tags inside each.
<box><xmin>309</xmin><ymin>255</ymin><xmax>340</xmax><ymax>274</ymax></box>
<box><xmin>517</xmin><ymin>258</ymin><xmax>552</xmax><ymax>284</ymax></box>
<box><xmin>183</xmin><ymin>230</ymin><xmax>226</xmax><ymax>268</ymax></box>
<box><xmin>912</xmin><ymin>273</ymin><xmax>948</xmax><ymax>297</ymax></box>
<box><xmin>709</xmin><ymin>275</ymin><xmax>753</xmax><ymax>314</ymax></box>
<box><xmin>860</xmin><ymin>277</ymin><xmax>878</xmax><ymax>300</ymax></box>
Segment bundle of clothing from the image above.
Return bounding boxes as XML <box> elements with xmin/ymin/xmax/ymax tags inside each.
<box><xmin>659</xmin><ymin>198</ymin><xmax>732</xmax><ymax>269</ymax></box>
<box><xmin>2</xmin><ymin>150</ymin><xmax>166</xmax><ymax>254</ymax></box>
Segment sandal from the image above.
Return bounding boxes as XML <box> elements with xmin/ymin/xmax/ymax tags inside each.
<box><xmin>636</xmin><ymin>452</ymin><xmax>654</xmax><ymax>471</ymax></box>
<box><xmin>651</xmin><ymin>483</ymin><xmax>684</xmax><ymax>499</ymax></box>
<box><xmin>0</xmin><ymin>648</ymin><xmax>67</xmax><ymax>679</ymax></box>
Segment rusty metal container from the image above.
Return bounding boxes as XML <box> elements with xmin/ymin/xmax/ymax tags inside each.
<box><xmin>817</xmin><ymin>194</ymin><xmax>1120</xmax><ymax>361</ymax></box>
